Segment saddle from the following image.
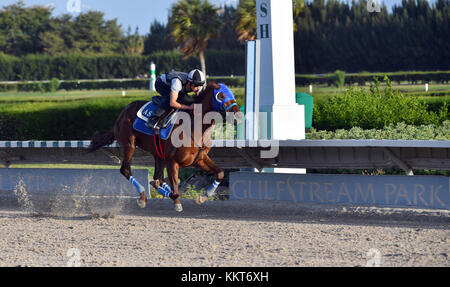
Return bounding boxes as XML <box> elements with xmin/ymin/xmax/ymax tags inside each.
<box><xmin>134</xmin><ymin>102</ymin><xmax>178</xmax><ymax>140</ymax></box>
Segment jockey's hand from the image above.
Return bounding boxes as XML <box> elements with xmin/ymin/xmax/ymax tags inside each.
<box><xmin>187</xmin><ymin>104</ymin><xmax>194</xmax><ymax>110</ymax></box>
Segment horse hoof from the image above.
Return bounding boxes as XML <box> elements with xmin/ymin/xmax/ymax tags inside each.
<box><xmin>195</xmin><ymin>195</ymin><xmax>208</xmax><ymax>205</ymax></box>
<box><xmin>174</xmin><ymin>204</ymin><xmax>183</xmax><ymax>212</ymax></box>
<box><xmin>137</xmin><ymin>199</ymin><xmax>147</xmax><ymax>208</ymax></box>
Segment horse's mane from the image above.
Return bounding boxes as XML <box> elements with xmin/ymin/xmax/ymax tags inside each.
<box><xmin>194</xmin><ymin>82</ymin><xmax>220</xmax><ymax>104</ymax></box>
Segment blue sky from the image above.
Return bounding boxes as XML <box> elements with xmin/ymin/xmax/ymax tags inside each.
<box><xmin>0</xmin><ymin>0</ymin><xmax>240</xmax><ymax>34</ymax></box>
<box><xmin>0</xmin><ymin>0</ymin><xmax>431</xmax><ymax>35</ymax></box>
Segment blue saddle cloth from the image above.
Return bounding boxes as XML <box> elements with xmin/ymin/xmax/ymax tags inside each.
<box><xmin>133</xmin><ymin>102</ymin><xmax>175</xmax><ymax>140</ymax></box>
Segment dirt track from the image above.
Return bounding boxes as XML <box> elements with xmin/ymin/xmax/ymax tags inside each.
<box><xmin>0</xmin><ymin>197</ymin><xmax>448</xmax><ymax>267</ymax></box>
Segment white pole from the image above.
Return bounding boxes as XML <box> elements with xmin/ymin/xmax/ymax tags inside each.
<box><xmin>256</xmin><ymin>0</ymin><xmax>304</xmax><ymax>140</ymax></box>
<box><xmin>309</xmin><ymin>84</ymin><xmax>313</xmax><ymax>94</ymax></box>
<box><xmin>425</xmin><ymin>83</ymin><xmax>429</xmax><ymax>92</ymax></box>
<box><xmin>245</xmin><ymin>40</ymin><xmax>261</xmax><ymax>141</ymax></box>
<box><xmin>256</xmin><ymin>0</ymin><xmax>305</xmax><ymax>174</ymax></box>
<box><xmin>150</xmin><ymin>62</ymin><xmax>156</xmax><ymax>91</ymax></box>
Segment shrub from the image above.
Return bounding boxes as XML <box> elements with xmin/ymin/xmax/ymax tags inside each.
<box><xmin>308</xmin><ymin>121</ymin><xmax>450</xmax><ymax>140</ymax></box>
<box><xmin>48</xmin><ymin>78</ymin><xmax>60</xmax><ymax>92</ymax></box>
<box><xmin>333</xmin><ymin>70</ymin><xmax>345</xmax><ymax>88</ymax></box>
<box><xmin>313</xmin><ymin>76</ymin><xmax>447</xmax><ymax>130</ymax></box>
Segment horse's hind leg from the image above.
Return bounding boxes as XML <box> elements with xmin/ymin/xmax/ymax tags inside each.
<box><xmin>167</xmin><ymin>160</ymin><xmax>182</xmax><ymax>212</ymax></box>
<box><xmin>120</xmin><ymin>139</ymin><xmax>147</xmax><ymax>208</ymax></box>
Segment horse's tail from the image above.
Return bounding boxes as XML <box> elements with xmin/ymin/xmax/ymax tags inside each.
<box><xmin>86</xmin><ymin>130</ymin><xmax>115</xmax><ymax>153</ymax></box>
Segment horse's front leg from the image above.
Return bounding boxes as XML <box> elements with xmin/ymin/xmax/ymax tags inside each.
<box><xmin>120</xmin><ymin>141</ymin><xmax>147</xmax><ymax>208</ymax></box>
<box><xmin>194</xmin><ymin>155</ymin><xmax>224</xmax><ymax>205</ymax></box>
<box><xmin>167</xmin><ymin>160</ymin><xmax>182</xmax><ymax>212</ymax></box>
<box><xmin>152</xmin><ymin>157</ymin><xmax>170</xmax><ymax>195</ymax></box>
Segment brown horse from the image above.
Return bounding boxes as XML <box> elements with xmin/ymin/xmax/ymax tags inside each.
<box><xmin>87</xmin><ymin>82</ymin><xmax>242</xmax><ymax>212</ymax></box>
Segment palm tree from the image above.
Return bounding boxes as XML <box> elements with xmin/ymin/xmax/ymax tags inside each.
<box><xmin>292</xmin><ymin>0</ymin><xmax>305</xmax><ymax>32</ymax></box>
<box><xmin>235</xmin><ymin>0</ymin><xmax>257</xmax><ymax>42</ymax></box>
<box><xmin>235</xmin><ymin>0</ymin><xmax>305</xmax><ymax>42</ymax></box>
<box><xmin>169</xmin><ymin>0</ymin><xmax>222</xmax><ymax>77</ymax></box>
<box><xmin>123</xmin><ymin>26</ymin><xmax>144</xmax><ymax>55</ymax></box>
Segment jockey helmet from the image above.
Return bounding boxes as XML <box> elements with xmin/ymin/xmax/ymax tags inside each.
<box><xmin>187</xmin><ymin>69</ymin><xmax>205</xmax><ymax>86</ymax></box>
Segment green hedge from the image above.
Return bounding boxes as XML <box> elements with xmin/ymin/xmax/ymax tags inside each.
<box><xmin>0</xmin><ymin>100</ymin><xmax>128</xmax><ymax>141</ymax></box>
<box><xmin>0</xmin><ymin>50</ymin><xmax>245</xmax><ymax>81</ymax></box>
<box><xmin>0</xmin><ymin>79</ymin><xmax>150</xmax><ymax>92</ymax></box>
<box><xmin>296</xmin><ymin>71</ymin><xmax>450</xmax><ymax>86</ymax></box>
<box><xmin>312</xmin><ymin>77</ymin><xmax>449</xmax><ymax>131</ymax></box>
<box><xmin>0</xmin><ymin>77</ymin><xmax>245</xmax><ymax>92</ymax></box>
<box><xmin>308</xmin><ymin>121</ymin><xmax>450</xmax><ymax>140</ymax></box>
<box><xmin>1</xmin><ymin>50</ymin><xmax>448</xmax><ymax>84</ymax></box>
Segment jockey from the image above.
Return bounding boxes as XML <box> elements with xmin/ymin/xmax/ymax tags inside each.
<box><xmin>146</xmin><ymin>69</ymin><xmax>206</xmax><ymax>130</ymax></box>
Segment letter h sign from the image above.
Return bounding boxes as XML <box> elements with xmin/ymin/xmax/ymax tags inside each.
<box><xmin>258</xmin><ymin>1</ymin><xmax>270</xmax><ymax>39</ymax></box>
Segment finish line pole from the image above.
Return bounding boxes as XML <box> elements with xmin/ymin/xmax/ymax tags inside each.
<box><xmin>256</xmin><ymin>0</ymin><xmax>305</xmax><ymax>173</ymax></box>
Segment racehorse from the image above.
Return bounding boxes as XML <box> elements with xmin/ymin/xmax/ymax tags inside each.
<box><xmin>87</xmin><ymin>82</ymin><xmax>242</xmax><ymax>212</ymax></box>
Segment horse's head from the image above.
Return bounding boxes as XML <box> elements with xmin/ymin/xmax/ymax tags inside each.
<box><xmin>197</xmin><ymin>82</ymin><xmax>242</xmax><ymax>124</ymax></box>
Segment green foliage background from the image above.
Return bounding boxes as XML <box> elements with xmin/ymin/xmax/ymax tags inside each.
<box><xmin>313</xmin><ymin>77</ymin><xmax>449</xmax><ymax>130</ymax></box>
<box><xmin>0</xmin><ymin>0</ymin><xmax>449</xmax><ymax>76</ymax></box>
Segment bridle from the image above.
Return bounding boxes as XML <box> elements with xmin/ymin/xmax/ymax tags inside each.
<box><xmin>189</xmin><ymin>84</ymin><xmax>238</xmax><ymax>166</ymax></box>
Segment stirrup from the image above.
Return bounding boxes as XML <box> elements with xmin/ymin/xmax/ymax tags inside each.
<box><xmin>151</xmin><ymin>119</ymin><xmax>162</xmax><ymax>134</ymax></box>
<box><xmin>160</xmin><ymin>109</ymin><xmax>177</xmax><ymax>129</ymax></box>
<box><xmin>146</xmin><ymin>117</ymin><xmax>158</xmax><ymax>128</ymax></box>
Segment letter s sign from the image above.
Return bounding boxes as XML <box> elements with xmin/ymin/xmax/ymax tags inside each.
<box><xmin>260</xmin><ymin>2</ymin><xmax>268</xmax><ymax>18</ymax></box>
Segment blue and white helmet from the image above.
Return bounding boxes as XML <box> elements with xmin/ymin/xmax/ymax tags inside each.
<box><xmin>187</xmin><ymin>69</ymin><xmax>206</xmax><ymax>86</ymax></box>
